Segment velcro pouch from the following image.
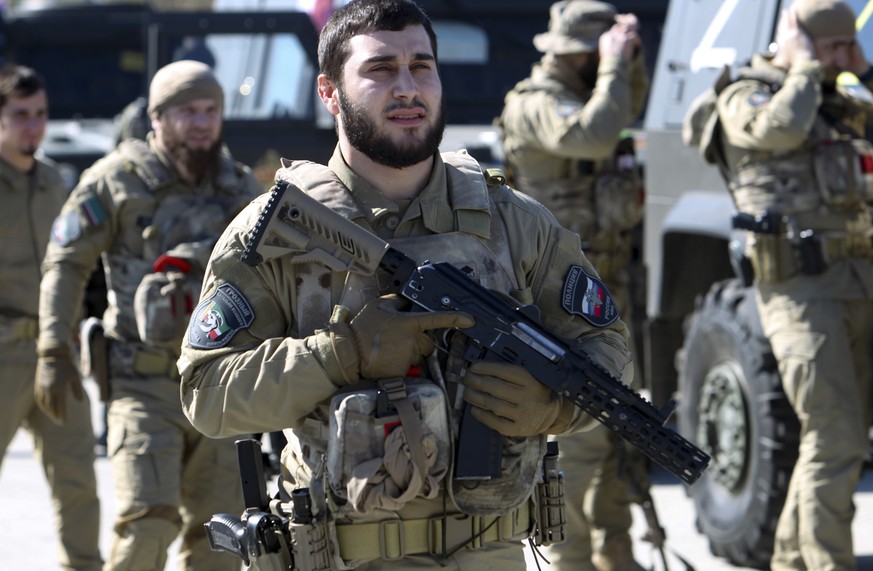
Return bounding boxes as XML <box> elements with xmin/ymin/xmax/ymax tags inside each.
<box><xmin>326</xmin><ymin>377</ymin><xmax>451</xmax><ymax>514</ymax></box>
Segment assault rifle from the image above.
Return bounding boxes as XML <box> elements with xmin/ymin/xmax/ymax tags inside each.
<box><xmin>240</xmin><ymin>180</ymin><xmax>710</xmax><ymax>485</ymax></box>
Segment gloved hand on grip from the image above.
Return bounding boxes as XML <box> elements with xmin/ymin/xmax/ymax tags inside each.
<box><xmin>35</xmin><ymin>345</ymin><xmax>85</xmax><ymax>425</ymax></box>
<box><xmin>463</xmin><ymin>361</ymin><xmax>566</xmax><ymax>437</ymax></box>
<box><xmin>311</xmin><ymin>294</ymin><xmax>474</xmax><ymax>384</ymax></box>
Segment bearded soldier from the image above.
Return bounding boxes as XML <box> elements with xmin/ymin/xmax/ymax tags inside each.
<box><xmin>498</xmin><ymin>2</ymin><xmax>649</xmax><ymax>569</ymax></box>
<box><xmin>37</xmin><ymin>60</ymin><xmax>262</xmax><ymax>569</ymax></box>
<box><xmin>178</xmin><ymin>1</ymin><xmax>634</xmax><ymax>569</ymax></box>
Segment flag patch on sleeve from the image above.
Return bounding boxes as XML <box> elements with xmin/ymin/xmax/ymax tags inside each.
<box><xmin>561</xmin><ymin>265</ymin><xmax>619</xmax><ymax>327</ymax></box>
<box><xmin>188</xmin><ymin>283</ymin><xmax>255</xmax><ymax>349</ymax></box>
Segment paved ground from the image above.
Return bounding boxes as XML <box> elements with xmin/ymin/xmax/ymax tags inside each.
<box><xmin>3</xmin><ymin>414</ymin><xmax>873</xmax><ymax>570</ymax></box>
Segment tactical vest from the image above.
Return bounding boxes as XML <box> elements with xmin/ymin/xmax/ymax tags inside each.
<box><xmin>707</xmin><ymin>63</ymin><xmax>873</xmax><ymax>283</ymax></box>
<box><xmin>501</xmin><ymin>78</ymin><xmax>642</xmax><ymax>278</ymax></box>
<box><xmin>714</xmin><ymin>65</ymin><xmax>873</xmax><ymax>219</ymax></box>
<box><xmin>101</xmin><ymin>139</ymin><xmax>251</xmax><ymax>357</ymax></box>
<box><xmin>277</xmin><ymin>153</ymin><xmax>546</xmax><ymax>526</ymax></box>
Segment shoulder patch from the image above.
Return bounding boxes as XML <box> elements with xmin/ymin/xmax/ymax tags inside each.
<box><xmin>747</xmin><ymin>90</ymin><xmax>771</xmax><ymax>107</ymax></box>
<box><xmin>555</xmin><ymin>99</ymin><xmax>579</xmax><ymax>118</ymax></box>
<box><xmin>50</xmin><ymin>210</ymin><xmax>81</xmax><ymax>246</ymax></box>
<box><xmin>188</xmin><ymin>283</ymin><xmax>255</xmax><ymax>349</ymax></box>
<box><xmin>50</xmin><ymin>192</ymin><xmax>108</xmax><ymax>246</ymax></box>
<box><xmin>561</xmin><ymin>265</ymin><xmax>619</xmax><ymax>327</ymax></box>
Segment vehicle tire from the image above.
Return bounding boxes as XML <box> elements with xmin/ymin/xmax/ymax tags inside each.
<box><xmin>676</xmin><ymin>278</ymin><xmax>799</xmax><ymax>568</ymax></box>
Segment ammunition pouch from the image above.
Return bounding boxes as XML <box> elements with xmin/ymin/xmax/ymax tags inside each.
<box><xmin>0</xmin><ymin>315</ymin><xmax>38</xmax><ymax>344</ymax></box>
<box><xmin>814</xmin><ymin>137</ymin><xmax>873</xmax><ymax>207</ymax></box>
<box><xmin>80</xmin><ymin>317</ymin><xmax>111</xmax><ymax>401</ymax></box>
<box><xmin>133</xmin><ymin>267</ymin><xmax>201</xmax><ymax>349</ymax></box>
<box><xmin>326</xmin><ymin>377</ymin><xmax>451</xmax><ymax>514</ymax></box>
<box><xmin>747</xmin><ymin>230</ymin><xmax>873</xmax><ymax>284</ymax></box>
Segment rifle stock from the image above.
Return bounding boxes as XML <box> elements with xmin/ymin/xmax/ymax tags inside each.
<box><xmin>241</xmin><ymin>180</ymin><xmax>710</xmax><ymax>485</ymax></box>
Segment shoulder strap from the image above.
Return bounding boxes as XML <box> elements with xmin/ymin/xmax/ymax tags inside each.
<box><xmin>118</xmin><ymin>139</ymin><xmax>173</xmax><ymax>191</ymax></box>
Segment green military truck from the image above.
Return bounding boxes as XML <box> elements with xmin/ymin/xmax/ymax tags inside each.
<box><xmin>642</xmin><ymin>0</ymin><xmax>873</xmax><ymax>567</ymax></box>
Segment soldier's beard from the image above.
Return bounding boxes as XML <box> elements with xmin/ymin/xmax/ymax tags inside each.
<box><xmin>167</xmin><ymin>137</ymin><xmax>224</xmax><ymax>182</ymax></box>
<box><xmin>338</xmin><ymin>90</ymin><xmax>446</xmax><ymax>169</ymax></box>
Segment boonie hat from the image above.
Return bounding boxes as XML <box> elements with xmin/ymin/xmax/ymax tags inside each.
<box><xmin>534</xmin><ymin>0</ymin><xmax>617</xmax><ymax>55</ymax></box>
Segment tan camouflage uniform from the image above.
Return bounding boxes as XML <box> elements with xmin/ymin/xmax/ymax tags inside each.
<box><xmin>38</xmin><ymin>132</ymin><xmax>261</xmax><ymax>570</ymax></box>
<box><xmin>709</xmin><ymin>3</ymin><xmax>873</xmax><ymax>564</ymax></box>
<box><xmin>178</xmin><ymin>147</ymin><xmax>634</xmax><ymax>571</ymax></box>
<box><xmin>499</xmin><ymin>1</ymin><xmax>648</xmax><ymax>569</ymax></box>
<box><xmin>0</xmin><ymin>155</ymin><xmax>102</xmax><ymax>571</ymax></box>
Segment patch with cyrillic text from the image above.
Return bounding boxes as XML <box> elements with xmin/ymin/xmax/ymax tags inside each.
<box><xmin>561</xmin><ymin>265</ymin><xmax>619</xmax><ymax>327</ymax></box>
<box><xmin>187</xmin><ymin>283</ymin><xmax>254</xmax><ymax>349</ymax></box>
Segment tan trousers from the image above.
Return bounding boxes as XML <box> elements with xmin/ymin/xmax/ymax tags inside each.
<box><xmin>0</xmin><ymin>355</ymin><xmax>102</xmax><ymax>571</ymax></box>
<box><xmin>758</xmin><ymin>291</ymin><xmax>873</xmax><ymax>571</ymax></box>
<box><xmin>104</xmin><ymin>376</ymin><xmax>243</xmax><ymax>571</ymax></box>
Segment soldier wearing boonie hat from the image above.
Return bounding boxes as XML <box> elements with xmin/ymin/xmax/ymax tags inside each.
<box><xmin>499</xmin><ymin>1</ymin><xmax>649</xmax><ymax>570</ymax></box>
<box><xmin>38</xmin><ymin>58</ymin><xmax>262</xmax><ymax>569</ymax></box>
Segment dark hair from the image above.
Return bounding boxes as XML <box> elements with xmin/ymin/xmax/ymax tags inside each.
<box><xmin>317</xmin><ymin>0</ymin><xmax>438</xmax><ymax>83</ymax></box>
<box><xmin>0</xmin><ymin>64</ymin><xmax>45</xmax><ymax>111</ymax></box>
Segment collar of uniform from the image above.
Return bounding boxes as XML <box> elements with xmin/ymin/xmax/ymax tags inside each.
<box><xmin>0</xmin><ymin>154</ymin><xmax>44</xmax><ymax>192</ymax></box>
<box><xmin>327</xmin><ymin>147</ymin><xmax>492</xmax><ymax>238</ymax></box>
<box><xmin>328</xmin><ymin>146</ymin><xmax>401</xmax><ymax>227</ymax></box>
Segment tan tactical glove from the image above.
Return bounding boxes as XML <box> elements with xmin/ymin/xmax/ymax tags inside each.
<box><xmin>463</xmin><ymin>361</ymin><xmax>570</xmax><ymax>437</ymax></box>
<box><xmin>35</xmin><ymin>345</ymin><xmax>85</xmax><ymax>425</ymax></box>
<box><xmin>311</xmin><ymin>294</ymin><xmax>474</xmax><ymax>384</ymax></box>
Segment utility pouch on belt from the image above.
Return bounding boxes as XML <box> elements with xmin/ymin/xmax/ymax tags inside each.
<box><xmin>326</xmin><ymin>377</ymin><xmax>451</xmax><ymax>514</ymax></box>
<box><xmin>534</xmin><ymin>441</ymin><xmax>566</xmax><ymax>546</ymax></box>
<box><xmin>134</xmin><ymin>256</ymin><xmax>202</xmax><ymax>348</ymax></box>
<box><xmin>80</xmin><ymin>317</ymin><xmax>110</xmax><ymax>401</ymax></box>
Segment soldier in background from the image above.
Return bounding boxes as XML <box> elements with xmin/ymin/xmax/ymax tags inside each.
<box><xmin>37</xmin><ymin>59</ymin><xmax>262</xmax><ymax>569</ymax></box>
<box><xmin>687</xmin><ymin>0</ymin><xmax>873</xmax><ymax>568</ymax></box>
<box><xmin>0</xmin><ymin>64</ymin><xmax>102</xmax><ymax>571</ymax></box>
<box><xmin>498</xmin><ymin>1</ymin><xmax>648</xmax><ymax>570</ymax></box>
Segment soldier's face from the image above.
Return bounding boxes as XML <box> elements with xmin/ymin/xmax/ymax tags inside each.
<box><xmin>320</xmin><ymin>25</ymin><xmax>445</xmax><ymax>168</ymax></box>
<box><xmin>813</xmin><ymin>35</ymin><xmax>856</xmax><ymax>75</ymax></box>
<box><xmin>155</xmin><ymin>97</ymin><xmax>222</xmax><ymax>152</ymax></box>
<box><xmin>0</xmin><ymin>89</ymin><xmax>47</xmax><ymax>158</ymax></box>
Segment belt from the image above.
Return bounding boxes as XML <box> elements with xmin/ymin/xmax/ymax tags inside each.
<box><xmin>0</xmin><ymin>316</ymin><xmax>38</xmax><ymax>343</ymax></box>
<box><xmin>334</xmin><ymin>500</ymin><xmax>532</xmax><ymax>561</ymax></box>
<box><xmin>109</xmin><ymin>341</ymin><xmax>180</xmax><ymax>380</ymax></box>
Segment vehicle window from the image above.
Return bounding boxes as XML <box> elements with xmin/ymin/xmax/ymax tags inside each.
<box><xmin>202</xmin><ymin>33</ymin><xmax>315</xmax><ymax>120</ymax></box>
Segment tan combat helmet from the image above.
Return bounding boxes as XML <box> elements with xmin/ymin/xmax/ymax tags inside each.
<box><xmin>793</xmin><ymin>0</ymin><xmax>856</xmax><ymax>40</ymax></box>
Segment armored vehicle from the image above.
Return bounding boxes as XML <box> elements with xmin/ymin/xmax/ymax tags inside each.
<box><xmin>642</xmin><ymin>0</ymin><xmax>873</xmax><ymax>566</ymax></box>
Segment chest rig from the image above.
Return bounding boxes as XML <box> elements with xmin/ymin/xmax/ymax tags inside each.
<box><xmin>105</xmin><ymin>140</ymin><xmax>247</xmax><ymax>353</ymax></box>
<box><xmin>721</xmin><ymin>67</ymin><xmax>873</xmax><ymax>283</ymax></box>
<box><xmin>503</xmin><ymin>78</ymin><xmax>642</xmax><ymax>267</ymax></box>
<box><xmin>280</xmin><ymin>153</ymin><xmax>546</xmax><ymax>520</ymax></box>
<box><xmin>728</xmin><ymin>68</ymin><xmax>873</xmax><ymax>218</ymax></box>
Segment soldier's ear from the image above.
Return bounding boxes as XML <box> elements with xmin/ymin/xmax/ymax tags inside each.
<box><xmin>317</xmin><ymin>75</ymin><xmax>340</xmax><ymax>117</ymax></box>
